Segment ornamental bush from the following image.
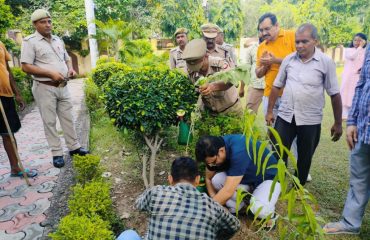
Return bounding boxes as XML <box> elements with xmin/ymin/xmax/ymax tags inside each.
<box><xmin>73</xmin><ymin>154</ymin><xmax>103</xmax><ymax>185</ymax></box>
<box><xmin>68</xmin><ymin>180</ymin><xmax>113</xmax><ymax>222</ymax></box>
<box><xmin>49</xmin><ymin>214</ymin><xmax>114</xmax><ymax>240</ymax></box>
<box><xmin>104</xmin><ymin>66</ymin><xmax>197</xmax><ymax>187</ymax></box>
<box><xmin>91</xmin><ymin>62</ymin><xmax>131</xmax><ymax>87</ymax></box>
<box><xmin>11</xmin><ymin>67</ymin><xmax>33</xmax><ymax>104</ymax></box>
<box><xmin>105</xmin><ymin>67</ymin><xmax>197</xmax><ymax>135</ymax></box>
<box><xmin>84</xmin><ymin>77</ymin><xmax>104</xmax><ymax>112</ymax></box>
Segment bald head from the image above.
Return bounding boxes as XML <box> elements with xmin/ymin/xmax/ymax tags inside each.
<box><xmin>296</xmin><ymin>23</ymin><xmax>319</xmax><ymax>40</ymax></box>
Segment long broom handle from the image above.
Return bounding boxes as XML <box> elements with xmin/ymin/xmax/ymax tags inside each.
<box><xmin>0</xmin><ymin>99</ymin><xmax>31</xmax><ymax>186</ymax></box>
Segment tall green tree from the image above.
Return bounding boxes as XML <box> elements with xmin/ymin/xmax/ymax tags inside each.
<box><xmin>95</xmin><ymin>19</ymin><xmax>138</xmax><ymax>62</ymax></box>
<box><xmin>259</xmin><ymin>0</ymin><xmax>297</xmax><ymax>30</ymax></box>
<box><xmin>157</xmin><ymin>0</ymin><xmax>206</xmax><ymax>38</ymax></box>
<box><xmin>213</xmin><ymin>0</ymin><xmax>244</xmax><ymax>43</ymax></box>
<box><xmin>241</xmin><ymin>0</ymin><xmax>266</xmax><ymax>37</ymax></box>
<box><xmin>0</xmin><ymin>0</ymin><xmax>14</xmax><ymax>35</ymax></box>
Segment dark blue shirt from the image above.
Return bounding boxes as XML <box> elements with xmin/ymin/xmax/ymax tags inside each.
<box><xmin>222</xmin><ymin>134</ymin><xmax>277</xmax><ymax>187</ymax></box>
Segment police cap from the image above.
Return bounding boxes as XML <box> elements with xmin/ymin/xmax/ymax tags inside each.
<box><xmin>31</xmin><ymin>9</ymin><xmax>51</xmax><ymax>22</ymax></box>
<box><xmin>174</xmin><ymin>28</ymin><xmax>188</xmax><ymax>37</ymax></box>
<box><xmin>182</xmin><ymin>39</ymin><xmax>207</xmax><ymax>72</ymax></box>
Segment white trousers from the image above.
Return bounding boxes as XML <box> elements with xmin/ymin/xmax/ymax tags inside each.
<box><xmin>212</xmin><ymin>172</ymin><xmax>281</xmax><ymax>218</ymax></box>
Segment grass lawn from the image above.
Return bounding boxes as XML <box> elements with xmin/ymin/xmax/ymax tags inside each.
<box><xmin>89</xmin><ymin>66</ymin><xmax>369</xmax><ymax>239</ymax></box>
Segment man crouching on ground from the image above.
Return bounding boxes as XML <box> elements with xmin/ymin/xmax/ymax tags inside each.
<box><xmin>195</xmin><ymin>134</ymin><xmax>281</xmax><ymax>219</ymax></box>
<box><xmin>117</xmin><ymin>157</ymin><xmax>240</xmax><ymax>240</ymax></box>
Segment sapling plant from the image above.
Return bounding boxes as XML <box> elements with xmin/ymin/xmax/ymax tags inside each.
<box><xmin>235</xmin><ymin>111</ymin><xmax>325</xmax><ymax>239</ymax></box>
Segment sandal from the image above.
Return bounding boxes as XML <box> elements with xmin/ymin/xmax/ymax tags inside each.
<box><xmin>10</xmin><ymin>168</ymin><xmax>38</xmax><ymax>178</ymax></box>
<box><xmin>323</xmin><ymin>222</ymin><xmax>360</xmax><ymax>235</ymax></box>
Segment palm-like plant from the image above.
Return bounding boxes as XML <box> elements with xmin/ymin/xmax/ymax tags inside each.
<box><xmin>95</xmin><ymin>19</ymin><xmax>138</xmax><ymax>62</ymax></box>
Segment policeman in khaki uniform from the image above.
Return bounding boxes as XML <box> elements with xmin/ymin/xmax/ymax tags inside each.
<box><xmin>182</xmin><ymin>39</ymin><xmax>242</xmax><ymax>116</ymax></box>
<box><xmin>169</xmin><ymin>28</ymin><xmax>188</xmax><ymax>73</ymax></box>
<box><xmin>201</xmin><ymin>23</ymin><xmax>235</xmax><ymax>67</ymax></box>
<box><xmin>21</xmin><ymin>9</ymin><xmax>88</xmax><ymax>168</ymax></box>
<box><xmin>215</xmin><ymin>28</ymin><xmax>237</xmax><ymax>65</ymax></box>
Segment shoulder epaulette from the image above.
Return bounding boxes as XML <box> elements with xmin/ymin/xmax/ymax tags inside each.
<box><xmin>24</xmin><ymin>34</ymin><xmax>36</xmax><ymax>41</ymax></box>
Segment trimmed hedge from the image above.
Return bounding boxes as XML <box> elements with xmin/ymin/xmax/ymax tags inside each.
<box><xmin>91</xmin><ymin>62</ymin><xmax>131</xmax><ymax>87</ymax></box>
<box><xmin>49</xmin><ymin>215</ymin><xmax>114</xmax><ymax>240</ymax></box>
<box><xmin>68</xmin><ymin>180</ymin><xmax>113</xmax><ymax>221</ymax></box>
<box><xmin>73</xmin><ymin>154</ymin><xmax>103</xmax><ymax>185</ymax></box>
<box><xmin>84</xmin><ymin>77</ymin><xmax>104</xmax><ymax>112</ymax></box>
<box><xmin>104</xmin><ymin>66</ymin><xmax>197</xmax><ymax>135</ymax></box>
<box><xmin>50</xmin><ymin>155</ymin><xmax>124</xmax><ymax>240</ymax></box>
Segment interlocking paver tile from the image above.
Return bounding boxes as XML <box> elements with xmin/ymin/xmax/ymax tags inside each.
<box><xmin>21</xmin><ymin>192</ymin><xmax>53</xmax><ymax>206</ymax></box>
<box><xmin>0</xmin><ymin>168</ymin><xmax>9</xmax><ymax>175</ymax></box>
<box><xmin>22</xmin><ymin>223</ymin><xmax>44</xmax><ymax>240</ymax></box>
<box><xmin>42</xmin><ymin>168</ymin><xmax>60</xmax><ymax>177</ymax></box>
<box><xmin>28</xmin><ymin>198</ymin><xmax>51</xmax><ymax>216</ymax></box>
<box><xmin>0</xmin><ymin>196</ymin><xmax>25</xmax><ymax>209</ymax></box>
<box><xmin>37</xmin><ymin>181</ymin><xmax>57</xmax><ymax>193</ymax></box>
<box><xmin>1</xmin><ymin>178</ymin><xmax>25</xmax><ymax>190</ymax></box>
<box><xmin>3</xmin><ymin>176</ymin><xmax>57</xmax><ymax>191</ymax></box>
<box><xmin>6</xmin><ymin>213</ymin><xmax>46</xmax><ymax>234</ymax></box>
<box><xmin>0</xmin><ymin>180</ymin><xmax>10</xmax><ymax>190</ymax></box>
<box><xmin>32</xmin><ymin>163</ymin><xmax>54</xmax><ymax>173</ymax></box>
<box><xmin>0</xmin><ymin>220</ymin><xmax>15</xmax><ymax>230</ymax></box>
<box><xmin>0</xmin><ymin>79</ymin><xmax>86</xmax><ymax>239</ymax></box>
<box><xmin>11</xmin><ymin>184</ymin><xmax>43</xmax><ymax>198</ymax></box>
<box><xmin>0</xmin><ymin>203</ymin><xmax>35</xmax><ymax>222</ymax></box>
<box><xmin>0</xmin><ymin>230</ymin><xmax>25</xmax><ymax>240</ymax></box>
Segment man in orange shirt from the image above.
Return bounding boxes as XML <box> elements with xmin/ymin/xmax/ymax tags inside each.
<box><xmin>0</xmin><ymin>41</ymin><xmax>37</xmax><ymax>178</ymax></box>
<box><xmin>255</xmin><ymin>13</ymin><xmax>296</xmax><ymax>117</ymax></box>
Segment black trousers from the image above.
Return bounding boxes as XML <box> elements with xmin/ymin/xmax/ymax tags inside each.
<box><xmin>272</xmin><ymin>116</ymin><xmax>321</xmax><ymax>185</ymax></box>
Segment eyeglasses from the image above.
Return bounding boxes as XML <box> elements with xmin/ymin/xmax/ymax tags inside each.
<box><xmin>258</xmin><ymin>25</ymin><xmax>274</xmax><ymax>33</ymax></box>
<box><xmin>206</xmin><ymin>155</ymin><xmax>219</xmax><ymax>168</ymax></box>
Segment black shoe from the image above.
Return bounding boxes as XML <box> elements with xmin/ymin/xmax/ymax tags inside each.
<box><xmin>69</xmin><ymin>147</ymin><xmax>89</xmax><ymax>157</ymax></box>
<box><xmin>53</xmin><ymin>156</ymin><xmax>65</xmax><ymax>168</ymax></box>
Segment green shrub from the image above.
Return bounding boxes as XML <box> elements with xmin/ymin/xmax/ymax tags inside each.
<box><xmin>132</xmin><ymin>39</ymin><xmax>153</xmax><ymax>57</ymax></box>
<box><xmin>196</xmin><ymin>112</ymin><xmax>243</xmax><ymax>136</ymax></box>
<box><xmin>11</xmin><ymin>67</ymin><xmax>33</xmax><ymax>104</ymax></box>
<box><xmin>68</xmin><ymin>180</ymin><xmax>113</xmax><ymax>221</ymax></box>
<box><xmin>96</xmin><ymin>56</ymin><xmax>116</xmax><ymax>66</ymax></box>
<box><xmin>73</xmin><ymin>154</ymin><xmax>103</xmax><ymax>185</ymax></box>
<box><xmin>84</xmin><ymin>78</ymin><xmax>104</xmax><ymax>112</ymax></box>
<box><xmin>104</xmin><ymin>66</ymin><xmax>197</xmax><ymax>135</ymax></box>
<box><xmin>49</xmin><ymin>214</ymin><xmax>114</xmax><ymax>240</ymax></box>
<box><xmin>91</xmin><ymin>62</ymin><xmax>131</xmax><ymax>87</ymax></box>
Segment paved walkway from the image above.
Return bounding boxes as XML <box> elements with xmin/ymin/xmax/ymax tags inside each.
<box><xmin>0</xmin><ymin>79</ymin><xmax>87</xmax><ymax>239</ymax></box>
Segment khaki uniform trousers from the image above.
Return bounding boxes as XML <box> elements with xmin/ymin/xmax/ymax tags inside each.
<box><xmin>32</xmin><ymin>81</ymin><xmax>80</xmax><ymax>156</ymax></box>
<box><xmin>246</xmin><ymin>87</ymin><xmax>264</xmax><ymax>114</ymax></box>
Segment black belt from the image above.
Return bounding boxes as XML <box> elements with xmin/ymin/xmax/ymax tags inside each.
<box><xmin>38</xmin><ymin>80</ymin><xmax>67</xmax><ymax>87</ymax></box>
<box><xmin>219</xmin><ymin>98</ymin><xmax>239</xmax><ymax>113</ymax></box>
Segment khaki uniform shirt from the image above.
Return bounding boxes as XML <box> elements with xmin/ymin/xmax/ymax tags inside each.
<box><xmin>20</xmin><ymin>31</ymin><xmax>70</xmax><ymax>81</ymax></box>
<box><xmin>220</xmin><ymin>42</ymin><xmax>237</xmax><ymax>65</ymax></box>
<box><xmin>245</xmin><ymin>42</ymin><xmax>265</xmax><ymax>89</ymax></box>
<box><xmin>189</xmin><ymin>56</ymin><xmax>240</xmax><ymax>114</ymax></box>
<box><xmin>208</xmin><ymin>45</ymin><xmax>235</xmax><ymax>68</ymax></box>
<box><xmin>169</xmin><ymin>46</ymin><xmax>187</xmax><ymax>74</ymax></box>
